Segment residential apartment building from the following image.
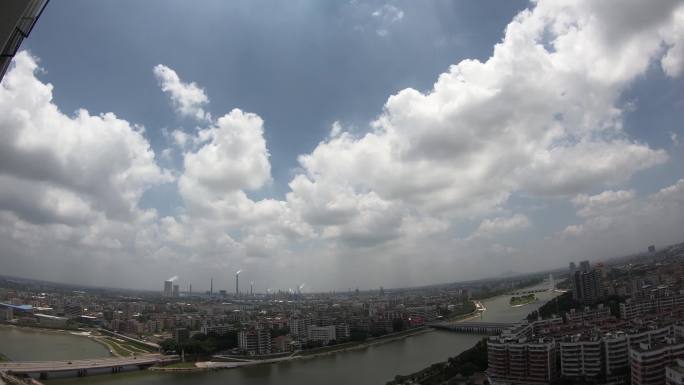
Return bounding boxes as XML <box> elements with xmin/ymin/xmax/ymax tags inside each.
<box><xmin>335</xmin><ymin>323</ymin><xmax>350</xmax><ymax>340</ymax></box>
<box><xmin>620</xmin><ymin>294</ymin><xmax>684</xmax><ymax>320</ymax></box>
<box><xmin>572</xmin><ymin>268</ymin><xmax>604</xmax><ymax>305</ymax></box>
<box><xmin>0</xmin><ymin>305</ymin><xmax>12</xmax><ymax>321</ymax></box>
<box><xmin>289</xmin><ymin>318</ymin><xmax>312</xmax><ymax>340</ymax></box>
<box><xmin>630</xmin><ymin>338</ymin><xmax>684</xmax><ymax>385</ymax></box>
<box><xmin>308</xmin><ymin>325</ymin><xmax>337</xmax><ymax>344</ymax></box>
<box><xmin>487</xmin><ymin>336</ymin><xmax>557</xmax><ymax>385</ymax></box>
<box><xmin>238</xmin><ymin>328</ymin><xmax>271</xmax><ymax>356</ymax></box>
<box><xmin>566</xmin><ymin>304</ymin><xmax>611</xmax><ymax>323</ymax></box>
<box><xmin>666</xmin><ymin>359</ymin><xmax>684</xmax><ymax>385</ymax></box>
<box><xmin>559</xmin><ymin>335</ymin><xmax>602</xmax><ymax>378</ymax></box>
<box><xmin>200</xmin><ymin>324</ymin><xmax>235</xmax><ymax>336</ymax></box>
<box><xmin>604</xmin><ymin>332</ymin><xmax>630</xmax><ymax>376</ymax></box>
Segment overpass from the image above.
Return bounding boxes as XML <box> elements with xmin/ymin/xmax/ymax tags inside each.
<box><xmin>0</xmin><ymin>354</ymin><xmax>178</xmax><ymax>380</ymax></box>
<box><xmin>430</xmin><ymin>321</ymin><xmax>514</xmax><ymax>335</ymax></box>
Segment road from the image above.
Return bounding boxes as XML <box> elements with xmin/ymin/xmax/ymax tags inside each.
<box><xmin>0</xmin><ymin>354</ymin><xmax>177</xmax><ymax>374</ymax></box>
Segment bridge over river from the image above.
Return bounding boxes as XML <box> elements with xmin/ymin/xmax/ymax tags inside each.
<box><xmin>430</xmin><ymin>321</ymin><xmax>514</xmax><ymax>335</ymax></box>
<box><xmin>0</xmin><ymin>354</ymin><xmax>178</xmax><ymax>379</ymax></box>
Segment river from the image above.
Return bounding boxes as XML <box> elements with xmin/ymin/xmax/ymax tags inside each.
<box><xmin>0</xmin><ymin>327</ymin><xmax>110</xmax><ymax>361</ymax></box>
<box><xmin>0</xmin><ymin>282</ymin><xmax>559</xmax><ymax>385</ymax></box>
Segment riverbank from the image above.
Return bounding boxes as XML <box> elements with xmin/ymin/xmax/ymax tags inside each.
<box><xmin>0</xmin><ymin>324</ymin><xmax>113</xmax><ymax>362</ymax></box>
<box><xmin>385</xmin><ymin>282</ymin><xmax>562</xmax><ymax>385</ymax></box>
<box><xmin>0</xmin><ymin>324</ymin><xmax>75</xmax><ymax>335</ymax></box>
<box><xmin>443</xmin><ymin>300</ymin><xmax>486</xmax><ymax>323</ymax></box>
<box><xmin>299</xmin><ymin>327</ymin><xmax>432</xmax><ymax>358</ymax></box>
<box><xmin>0</xmin><ymin>324</ymin><xmax>101</xmax><ymax>342</ymax></box>
<box><xmin>168</xmin><ymin>285</ymin><xmax>547</xmax><ymax>375</ymax></box>
<box><xmin>0</xmin><ymin>324</ymin><xmax>155</xmax><ymax>360</ymax></box>
<box><xmin>0</xmin><ymin>371</ymin><xmax>43</xmax><ymax>385</ymax></box>
<box><xmin>150</xmin><ymin>327</ymin><xmax>435</xmax><ymax>373</ymax></box>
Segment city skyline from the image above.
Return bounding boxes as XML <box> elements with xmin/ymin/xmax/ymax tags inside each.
<box><xmin>1</xmin><ymin>0</ymin><xmax>684</xmax><ymax>291</ymax></box>
<box><xmin>0</xmin><ymin>241</ymin><xmax>667</xmax><ymax>295</ymax></box>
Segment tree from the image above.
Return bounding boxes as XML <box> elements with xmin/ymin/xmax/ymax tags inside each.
<box><xmin>270</xmin><ymin>326</ymin><xmax>289</xmax><ymax>338</ymax></box>
<box><xmin>392</xmin><ymin>318</ymin><xmax>406</xmax><ymax>332</ymax></box>
<box><xmin>160</xmin><ymin>338</ymin><xmax>178</xmax><ymax>353</ymax></box>
<box><xmin>459</xmin><ymin>362</ymin><xmax>478</xmax><ymax>377</ymax></box>
<box><xmin>350</xmin><ymin>329</ymin><xmax>368</xmax><ymax>342</ymax></box>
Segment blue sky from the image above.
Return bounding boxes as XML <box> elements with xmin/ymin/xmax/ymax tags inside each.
<box><xmin>2</xmin><ymin>0</ymin><xmax>684</xmax><ymax>291</ymax></box>
<box><xmin>23</xmin><ymin>0</ymin><xmax>530</xmax><ymax>206</ymax></box>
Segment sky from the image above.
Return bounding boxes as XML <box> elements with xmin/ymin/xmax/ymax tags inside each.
<box><xmin>1</xmin><ymin>0</ymin><xmax>684</xmax><ymax>293</ymax></box>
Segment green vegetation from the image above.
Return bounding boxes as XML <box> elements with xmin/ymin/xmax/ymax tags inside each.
<box><xmin>510</xmin><ymin>294</ymin><xmax>536</xmax><ymax>306</ymax></box>
<box><xmin>526</xmin><ymin>292</ymin><xmax>626</xmax><ymax>322</ymax></box>
<box><xmin>98</xmin><ymin>330</ymin><xmax>156</xmax><ymax>353</ymax></box>
<box><xmin>160</xmin><ymin>331</ymin><xmax>238</xmax><ymax>358</ymax></box>
<box><xmin>0</xmin><ymin>352</ymin><xmax>10</xmax><ymax>362</ymax></box>
<box><xmin>97</xmin><ymin>336</ymin><xmax>152</xmax><ymax>357</ymax></box>
<box><xmin>443</xmin><ymin>300</ymin><xmax>477</xmax><ymax>321</ymax></box>
<box><xmin>386</xmin><ymin>338</ymin><xmax>488</xmax><ymax>385</ymax></box>
<box><xmin>349</xmin><ymin>329</ymin><xmax>368</xmax><ymax>342</ymax></box>
<box><xmin>163</xmin><ymin>362</ymin><xmax>196</xmax><ymax>369</ymax></box>
<box><xmin>103</xmin><ymin>337</ymin><xmax>133</xmax><ymax>357</ymax></box>
<box><xmin>270</xmin><ymin>326</ymin><xmax>289</xmax><ymax>339</ymax></box>
<box><xmin>527</xmin><ymin>291</ymin><xmax>578</xmax><ymax>321</ymax></box>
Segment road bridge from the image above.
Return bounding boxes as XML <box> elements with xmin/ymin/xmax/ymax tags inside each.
<box><xmin>0</xmin><ymin>354</ymin><xmax>178</xmax><ymax>380</ymax></box>
<box><xmin>430</xmin><ymin>321</ymin><xmax>514</xmax><ymax>335</ymax></box>
<box><xmin>507</xmin><ymin>289</ymin><xmax>548</xmax><ymax>295</ymax></box>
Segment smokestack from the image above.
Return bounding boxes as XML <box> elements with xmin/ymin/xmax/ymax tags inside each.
<box><xmin>235</xmin><ymin>270</ymin><xmax>242</xmax><ymax>296</ymax></box>
<box><xmin>250</xmin><ymin>281</ymin><xmax>254</xmax><ymax>296</ymax></box>
<box><xmin>189</xmin><ymin>284</ymin><xmax>192</xmax><ymax>294</ymax></box>
<box><xmin>210</xmin><ymin>277</ymin><xmax>213</xmax><ymax>296</ymax></box>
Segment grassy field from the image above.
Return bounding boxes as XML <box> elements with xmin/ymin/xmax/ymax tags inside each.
<box><xmin>98</xmin><ymin>336</ymin><xmax>153</xmax><ymax>357</ymax></box>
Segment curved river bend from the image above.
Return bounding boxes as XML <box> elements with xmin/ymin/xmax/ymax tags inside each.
<box><xmin>0</xmin><ymin>283</ymin><xmax>559</xmax><ymax>385</ymax></box>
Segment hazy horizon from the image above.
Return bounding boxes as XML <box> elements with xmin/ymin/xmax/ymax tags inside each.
<box><xmin>0</xmin><ymin>239</ymin><xmax>668</xmax><ymax>294</ymax></box>
<box><xmin>1</xmin><ymin>0</ymin><xmax>684</xmax><ymax>292</ymax></box>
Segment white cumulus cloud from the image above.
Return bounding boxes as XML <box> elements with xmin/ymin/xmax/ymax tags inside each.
<box><xmin>153</xmin><ymin>64</ymin><xmax>211</xmax><ymax>121</ymax></box>
<box><xmin>2</xmin><ymin>0</ymin><xmax>684</xmax><ymax>290</ymax></box>
<box><xmin>477</xmin><ymin>214</ymin><xmax>531</xmax><ymax>235</ymax></box>
<box><xmin>0</xmin><ymin>52</ymin><xmax>172</xmax><ymax>223</ymax></box>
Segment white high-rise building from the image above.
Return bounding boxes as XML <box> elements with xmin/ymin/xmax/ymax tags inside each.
<box><xmin>308</xmin><ymin>325</ymin><xmax>337</xmax><ymax>345</ymax></box>
<box><xmin>163</xmin><ymin>280</ymin><xmax>173</xmax><ymax>297</ymax></box>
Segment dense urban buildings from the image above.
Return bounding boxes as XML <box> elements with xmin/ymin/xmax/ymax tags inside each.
<box><xmin>488</xmin><ymin>243</ymin><xmax>684</xmax><ymax>385</ymax></box>
<box><xmin>0</xmin><ymin>268</ymin><xmax>545</xmax><ymax>364</ymax></box>
<box><xmin>1</xmin><ymin>243</ymin><xmax>682</xmax><ymax>384</ymax></box>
